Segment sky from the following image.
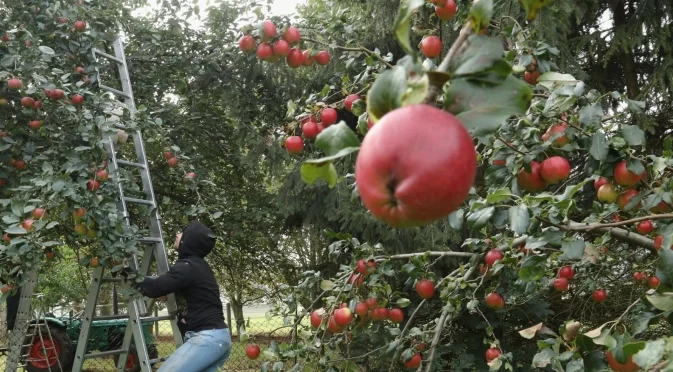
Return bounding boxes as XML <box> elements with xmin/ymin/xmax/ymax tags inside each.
<box><xmin>134</xmin><ymin>0</ymin><xmax>305</xmax><ymax>28</ymax></box>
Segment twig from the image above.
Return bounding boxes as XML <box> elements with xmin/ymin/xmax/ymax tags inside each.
<box><xmin>570</xmin><ymin>213</ymin><xmax>673</xmax><ymax>231</ymax></box>
<box><xmin>376</xmin><ymin>251</ymin><xmax>476</xmax><ymax>262</ymax></box>
<box><xmin>536</xmin><ymin>218</ymin><xmax>656</xmax><ymax>251</ymax></box>
<box><xmin>303</xmin><ymin>37</ymin><xmax>394</xmax><ymax>69</ymax></box>
<box><xmin>424</xmin><ymin>22</ymin><xmax>474</xmax><ymax>103</ymax></box>
<box><xmin>494</xmin><ymin>134</ymin><xmax>526</xmax><ymax>155</ymax></box>
<box><xmin>610</xmin><ymin>297</ymin><xmax>642</xmax><ymax>330</ymax></box>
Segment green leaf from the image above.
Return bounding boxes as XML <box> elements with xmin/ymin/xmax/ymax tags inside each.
<box><xmin>468</xmin><ymin>0</ymin><xmax>493</xmax><ymax>29</ymax></box>
<box><xmin>1</xmin><ymin>55</ymin><xmax>16</xmax><ymax>68</ymax></box>
<box><xmin>300</xmin><ymin>163</ymin><xmax>338</xmax><ymax>188</ymax></box>
<box><xmin>445</xmin><ymin>76</ymin><xmax>532</xmax><ymax>137</ymax></box>
<box><xmin>646</xmin><ymin>292</ymin><xmax>673</xmax><ymax>311</ymax></box>
<box><xmin>315</xmin><ymin>123</ymin><xmax>361</xmax><ymax>157</ymax></box>
<box><xmin>320</xmin><ymin>280</ymin><xmax>335</xmax><ymax>291</ymax></box>
<box><xmin>448</xmin><ymin>209</ymin><xmax>463</xmax><ymax>230</ymax></box>
<box><xmin>5</xmin><ymin>226</ymin><xmax>27</xmax><ymax>235</ymax></box>
<box><xmin>392</xmin><ymin>0</ymin><xmax>425</xmax><ymax>55</ymax></box>
<box><xmin>38</xmin><ymin>45</ymin><xmax>55</xmax><ymax>55</ymax></box>
<box><xmin>632</xmin><ymin>339</ymin><xmax>665</xmax><ymax>369</ymax></box>
<box><xmin>466</xmin><ymin>206</ymin><xmax>494</xmax><ymax>230</ymax></box>
<box><xmin>589</xmin><ymin>132</ymin><xmax>608</xmax><ymax>161</ymax></box>
<box><xmin>519</xmin><ymin>255</ymin><xmax>546</xmax><ymax>281</ymax></box>
<box><xmin>579</xmin><ymin>104</ymin><xmax>603</xmax><ymax>128</ymax></box>
<box><xmin>656</xmin><ymin>248</ymin><xmax>673</xmax><ymax>287</ymax></box>
<box><xmin>626</xmin><ymin>158</ymin><xmax>645</xmax><ymax>175</ymax></box>
<box><xmin>622</xmin><ymin>125</ymin><xmax>646</xmax><ymax>147</ymax></box>
<box><xmin>396</xmin><ymin>298</ymin><xmax>411</xmax><ymax>308</ymax></box>
<box><xmin>532</xmin><ymin>348</ymin><xmax>557</xmax><ymax>368</ymax></box>
<box><xmin>367</xmin><ymin>66</ymin><xmax>407</xmax><ymax>122</ymax></box>
<box><xmin>537</xmin><ymin>72</ymin><xmax>577</xmax><ymax>90</ymax></box>
<box><xmin>631</xmin><ymin>312</ymin><xmax>656</xmax><ymax>336</ymax></box>
<box><xmin>508</xmin><ymin>205</ymin><xmax>529</xmax><ymax>234</ymax></box>
<box><xmin>518</xmin><ymin>0</ymin><xmax>553</xmax><ymax>20</ymax></box>
<box><xmin>560</xmin><ymin>240</ymin><xmax>585</xmax><ymax>261</ymax></box>
<box><xmin>386</xmin><ymin>339</ymin><xmax>402</xmax><ymax>354</ymax></box>
<box><xmin>451</xmin><ymin>36</ymin><xmax>506</xmax><ymax>77</ymax></box>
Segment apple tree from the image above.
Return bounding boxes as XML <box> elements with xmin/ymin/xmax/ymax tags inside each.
<box><xmin>237</xmin><ymin>0</ymin><xmax>673</xmax><ymax>370</ymax></box>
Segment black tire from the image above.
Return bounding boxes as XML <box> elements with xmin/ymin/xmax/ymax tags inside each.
<box><xmin>23</xmin><ymin>324</ymin><xmax>75</xmax><ymax>372</ymax></box>
<box><xmin>114</xmin><ymin>344</ymin><xmax>159</xmax><ymax>372</ymax></box>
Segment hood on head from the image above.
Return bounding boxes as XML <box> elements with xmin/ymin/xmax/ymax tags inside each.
<box><xmin>178</xmin><ymin>220</ymin><xmax>216</xmax><ymax>259</ymax></box>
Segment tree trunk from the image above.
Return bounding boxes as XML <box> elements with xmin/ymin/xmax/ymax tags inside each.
<box><xmin>612</xmin><ymin>0</ymin><xmax>641</xmax><ymax>98</ymax></box>
<box><xmin>230</xmin><ymin>297</ymin><xmax>245</xmax><ymax>335</ymax></box>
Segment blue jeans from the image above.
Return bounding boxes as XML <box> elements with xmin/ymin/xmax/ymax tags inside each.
<box><xmin>158</xmin><ymin>328</ymin><xmax>231</xmax><ymax>372</ymax></box>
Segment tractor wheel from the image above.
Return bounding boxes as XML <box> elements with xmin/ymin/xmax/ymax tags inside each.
<box><xmin>24</xmin><ymin>325</ymin><xmax>74</xmax><ymax>372</ymax></box>
<box><xmin>114</xmin><ymin>344</ymin><xmax>159</xmax><ymax>372</ymax></box>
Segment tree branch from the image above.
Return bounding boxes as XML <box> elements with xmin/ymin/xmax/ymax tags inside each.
<box><xmin>424</xmin><ymin>22</ymin><xmax>473</xmax><ymax>103</ymax></box>
<box><xmin>302</xmin><ymin>37</ymin><xmax>394</xmax><ymax>69</ymax></box>
<box><xmin>376</xmin><ymin>251</ymin><xmax>476</xmax><ymax>262</ymax></box>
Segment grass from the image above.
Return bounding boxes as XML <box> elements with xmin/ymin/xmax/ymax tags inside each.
<box><xmin>0</xmin><ymin>315</ymin><xmax>310</xmax><ymax>371</ymax></box>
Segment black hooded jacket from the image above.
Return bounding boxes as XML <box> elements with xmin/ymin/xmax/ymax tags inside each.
<box><xmin>140</xmin><ymin>221</ymin><xmax>226</xmax><ymax>332</ymax></box>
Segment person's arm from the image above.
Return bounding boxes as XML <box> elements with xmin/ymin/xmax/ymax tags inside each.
<box><xmin>139</xmin><ymin>261</ymin><xmax>192</xmax><ymax>298</ymax></box>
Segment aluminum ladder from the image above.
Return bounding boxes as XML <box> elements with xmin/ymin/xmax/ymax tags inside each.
<box><xmin>5</xmin><ymin>272</ymin><xmax>38</xmax><ymax>372</ymax></box>
<box><xmin>69</xmin><ymin>36</ymin><xmax>184</xmax><ymax>372</ymax></box>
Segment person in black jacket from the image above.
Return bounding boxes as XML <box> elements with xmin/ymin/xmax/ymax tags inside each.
<box><xmin>138</xmin><ymin>221</ymin><xmax>230</xmax><ymax>372</ymax></box>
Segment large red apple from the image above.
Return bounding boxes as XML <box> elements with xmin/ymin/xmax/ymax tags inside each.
<box><xmin>540</xmin><ymin>156</ymin><xmax>570</xmax><ymax>184</ymax></box>
<box><xmin>636</xmin><ymin>220</ymin><xmax>653</xmax><ymax>234</ymax></box>
<box><xmin>71</xmin><ymin>94</ymin><xmax>84</xmax><ymax>105</ymax></box>
<box><xmin>356</xmin><ymin>259</ymin><xmax>377</xmax><ymax>276</ymax></box>
<box><xmin>302</xmin><ymin>121</ymin><xmax>319</xmax><ymax>139</ymax></box>
<box><xmin>365</xmin><ymin>298</ymin><xmax>378</xmax><ymax>310</ymax></box>
<box><xmin>261</xmin><ymin>20</ymin><xmax>277</xmax><ymax>40</ymax></box>
<box><xmin>650</xmin><ymin>201</ymin><xmax>673</xmax><ymax>214</ymax></box>
<box><xmin>389</xmin><ymin>308</ymin><xmax>404</xmax><ymax>323</ymax></box>
<box><xmin>486</xmin><ymin>348</ymin><xmax>501</xmax><ymax>362</ymax></box>
<box><xmin>167</xmin><ymin>157</ymin><xmax>179</xmax><ymax>167</ymax></box>
<box><xmin>302</xmin><ymin>50</ymin><xmax>315</xmax><ymax>66</ymax></box>
<box><xmin>286</xmin><ymin>48</ymin><xmax>304</xmax><ymax>68</ymax></box>
<box><xmin>371</xmin><ymin>307</ymin><xmax>389</xmax><ymax>321</ymax></box>
<box><xmin>327</xmin><ymin>316</ymin><xmax>344</xmax><ymax>333</ymax></box>
<box><xmin>517</xmin><ymin>161</ymin><xmax>546</xmax><ymax>192</ymax></box>
<box><xmin>594</xmin><ymin>177</ymin><xmax>609</xmax><ymax>191</ymax></box>
<box><xmin>592</xmin><ymin>289</ymin><xmax>606</xmax><ymax>303</ymax></box>
<box><xmin>285</xmin><ymin>136</ymin><xmax>304</xmax><ymax>154</ymax></box>
<box><xmin>256</xmin><ymin>42</ymin><xmax>273</xmax><ymax>60</ymax></box>
<box><xmin>310</xmin><ymin>309</ymin><xmax>325</xmax><ymax>328</ymax></box>
<box><xmin>334</xmin><ymin>308</ymin><xmax>353</xmax><ymax>326</ymax></box>
<box><xmin>282</xmin><ymin>26</ymin><xmax>301</xmax><ymax>44</ymax></box>
<box><xmin>238</xmin><ymin>35</ymin><xmax>256</xmax><ymax>53</ymax></box>
<box><xmin>344</xmin><ymin>94</ymin><xmax>360</xmax><ymax>112</ymax></box>
<box><xmin>73</xmin><ymin>21</ymin><xmax>86</xmax><ymax>32</ymax></box>
<box><xmin>435</xmin><ymin>0</ymin><xmax>457</xmax><ymax>21</ymax></box>
<box><xmin>50</xmin><ymin>89</ymin><xmax>65</xmax><ymax>100</ymax></box>
<box><xmin>315</xmin><ymin>51</ymin><xmax>330</xmax><ymax>65</ymax></box>
<box><xmin>553</xmin><ymin>277</ymin><xmax>569</xmax><ymax>291</ymax></box>
<box><xmin>484</xmin><ymin>250</ymin><xmax>504</xmax><ymax>267</ymax></box>
<box><xmin>22</xmin><ymin>219</ymin><xmax>35</xmax><ymax>231</ymax></box>
<box><xmin>416</xmin><ymin>279</ymin><xmax>435</xmax><ymax>299</ymax></box>
<box><xmin>614</xmin><ymin>161</ymin><xmax>645</xmax><ymax>187</ymax></box>
<box><xmin>597</xmin><ymin>184</ymin><xmax>618</xmax><ymax>203</ymax></box>
<box><xmin>617</xmin><ymin>189</ymin><xmax>641</xmax><ymax>210</ymax></box>
<box><xmin>86</xmin><ymin>179</ymin><xmax>100</xmax><ymax>191</ymax></box>
<box><xmin>8</xmin><ymin>78</ymin><xmax>23</xmax><ymax>90</ymax></box>
<box><xmin>420</xmin><ymin>36</ymin><xmax>442</xmax><ymax>58</ymax></box>
<box><xmin>558</xmin><ymin>266</ymin><xmax>574</xmax><ymax>280</ymax></box>
<box><xmin>403</xmin><ymin>354</ymin><xmax>421</xmax><ymax>369</ymax></box>
<box><xmin>321</xmin><ymin>108</ymin><xmax>338</xmax><ymax>126</ymax></box>
<box><xmin>541</xmin><ymin>123</ymin><xmax>569</xmax><ymax>147</ymax></box>
<box><xmin>29</xmin><ymin>120</ymin><xmax>42</xmax><ymax>130</ymax></box>
<box><xmin>485</xmin><ymin>292</ymin><xmax>504</xmax><ymax>310</ymax></box>
<box><xmin>31</xmin><ymin>208</ymin><xmax>46</xmax><ymax>219</ymax></box>
<box><xmin>354</xmin><ymin>105</ymin><xmax>476</xmax><ymax>227</ymax></box>
<box><xmin>272</xmin><ymin>40</ymin><xmax>290</xmax><ymax>57</ymax></box>
<box><xmin>245</xmin><ymin>344</ymin><xmax>260</xmax><ymax>360</ymax></box>
<box><xmin>524</xmin><ymin>70</ymin><xmax>540</xmax><ymax>85</ymax></box>
<box><xmin>96</xmin><ymin>169</ymin><xmax>109</xmax><ymax>182</ymax></box>
<box><xmin>21</xmin><ymin>97</ymin><xmax>35</xmax><ymax>108</ymax></box>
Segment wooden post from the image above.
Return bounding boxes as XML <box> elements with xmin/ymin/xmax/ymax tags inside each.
<box><xmin>226</xmin><ymin>303</ymin><xmax>232</xmax><ymax>335</ymax></box>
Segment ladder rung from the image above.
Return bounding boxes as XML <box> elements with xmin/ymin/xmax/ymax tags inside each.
<box><xmin>123</xmin><ymin>197</ymin><xmax>154</xmax><ymax>206</ymax></box>
<box><xmin>116</xmin><ymin>159</ymin><xmax>146</xmax><ymax>169</ymax></box>
<box><xmin>92</xmin><ymin>314</ymin><xmax>129</xmax><ymax>321</ymax></box>
<box><xmin>140</xmin><ymin>315</ymin><xmax>175</xmax><ymax>323</ymax></box>
<box><xmin>139</xmin><ymin>237</ymin><xmax>162</xmax><ymax>244</ymax></box>
<box><xmin>100</xmin><ymin>84</ymin><xmax>131</xmax><ymax>99</ymax></box>
<box><xmin>93</xmin><ymin>49</ymin><xmax>124</xmax><ymax>64</ymax></box>
<box><xmin>85</xmin><ymin>349</ymin><xmax>125</xmax><ymax>359</ymax></box>
<box><xmin>102</xmin><ymin>277</ymin><xmax>123</xmax><ymax>283</ymax></box>
<box><xmin>150</xmin><ymin>357</ymin><xmax>167</xmax><ymax>364</ymax></box>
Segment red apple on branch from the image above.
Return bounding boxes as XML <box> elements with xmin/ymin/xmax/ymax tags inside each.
<box><xmin>420</xmin><ymin>36</ymin><xmax>442</xmax><ymax>58</ymax></box>
<box><xmin>238</xmin><ymin>35</ymin><xmax>256</xmax><ymax>53</ymax></box>
<box><xmin>517</xmin><ymin>161</ymin><xmax>546</xmax><ymax>192</ymax></box>
<box><xmin>540</xmin><ymin>156</ymin><xmax>570</xmax><ymax>184</ymax></box>
<box><xmin>282</xmin><ymin>26</ymin><xmax>301</xmax><ymax>44</ymax></box>
<box><xmin>614</xmin><ymin>161</ymin><xmax>645</xmax><ymax>187</ymax></box>
<box><xmin>415</xmin><ymin>279</ymin><xmax>435</xmax><ymax>299</ymax></box>
<box><xmin>245</xmin><ymin>344</ymin><xmax>260</xmax><ymax>360</ymax></box>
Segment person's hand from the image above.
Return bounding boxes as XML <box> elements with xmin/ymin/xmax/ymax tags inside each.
<box><xmin>119</xmin><ymin>266</ymin><xmax>138</xmax><ymax>280</ymax></box>
<box><xmin>159</xmin><ymin>296</ymin><xmax>168</xmax><ymax>302</ymax></box>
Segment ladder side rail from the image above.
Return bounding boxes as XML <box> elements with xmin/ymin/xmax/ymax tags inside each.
<box><xmin>6</xmin><ymin>271</ymin><xmax>38</xmax><ymax>372</ymax></box>
<box><xmin>71</xmin><ymin>266</ymin><xmax>105</xmax><ymax>371</ymax></box>
<box><xmin>115</xmin><ymin>292</ymin><xmax>151</xmax><ymax>372</ymax></box>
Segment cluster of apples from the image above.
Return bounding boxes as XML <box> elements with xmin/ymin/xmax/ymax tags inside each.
<box><xmin>633</xmin><ymin>271</ymin><xmax>659</xmax><ymax>289</ymax></box>
<box><xmin>238</xmin><ymin>21</ymin><xmax>330</xmax><ymax>68</ymax></box>
<box><xmin>306</xmin><ymin>259</ymin><xmax>436</xmax><ymax>368</ymax></box>
<box><xmin>552</xmin><ymin>265</ymin><xmax>607</xmax><ymax>303</ymax></box>
<box><xmin>8</xmin><ymin>208</ymin><xmax>55</xmax><ymax>260</ymax></box>
<box><xmin>283</xmin><ymin>93</ymin><xmax>362</xmax><ymax>155</ymax></box>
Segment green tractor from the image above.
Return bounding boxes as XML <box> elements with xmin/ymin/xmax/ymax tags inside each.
<box><xmin>23</xmin><ymin>311</ymin><xmax>159</xmax><ymax>372</ymax></box>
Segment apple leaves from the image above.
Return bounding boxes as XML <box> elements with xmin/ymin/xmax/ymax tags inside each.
<box><xmin>367</xmin><ymin>60</ymin><xmax>428</xmax><ymax>123</ymax></box>
<box><xmin>518</xmin><ymin>0</ymin><xmax>554</xmax><ymax>21</ymax></box>
<box><xmin>393</xmin><ymin>0</ymin><xmax>425</xmax><ymax>55</ymax></box>
<box><xmin>300</xmin><ymin>123</ymin><xmax>360</xmax><ymax>188</ymax></box>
